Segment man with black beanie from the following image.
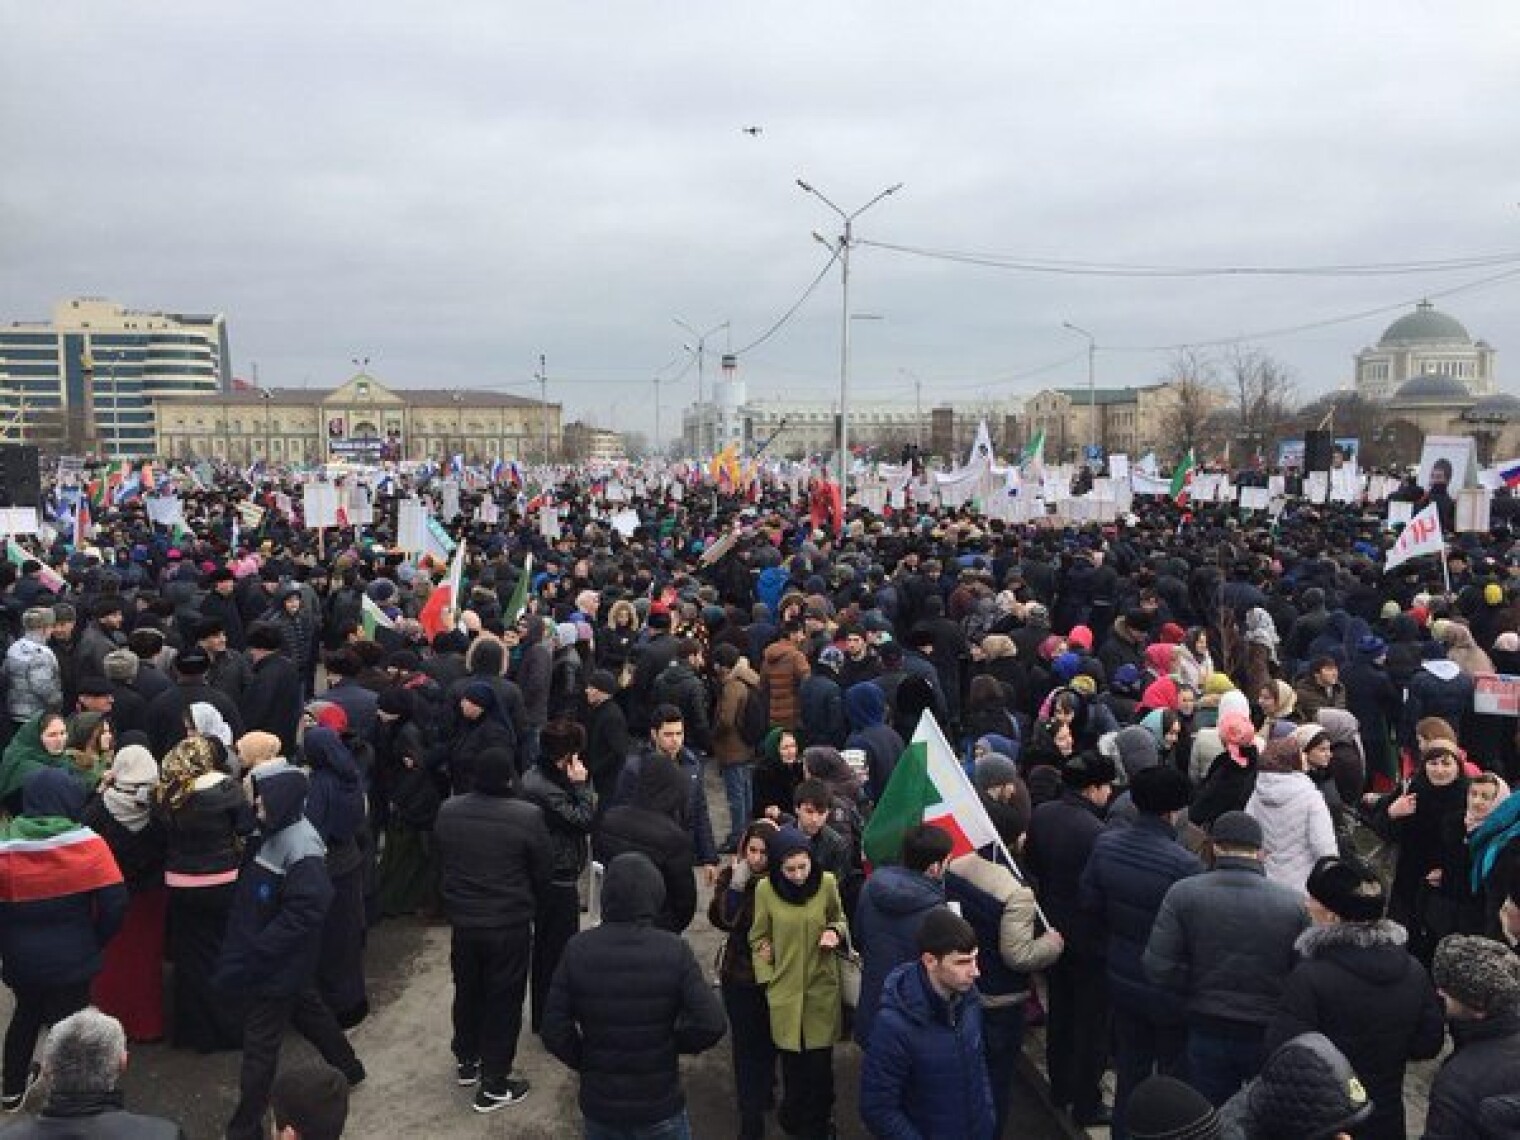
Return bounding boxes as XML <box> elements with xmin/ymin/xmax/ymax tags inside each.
<box><xmin>143</xmin><ymin>644</ymin><xmax>244</xmax><ymax>755</ymax></box>
<box><xmin>1080</xmin><ymin>765</ymin><xmax>1202</xmax><ymax>1139</ymax></box>
<box><xmin>1025</xmin><ymin>751</ymin><xmax>1117</xmax><ymax>1126</ymax></box>
<box><xmin>433</xmin><ymin>746</ymin><xmax>552</xmax><ymax>1114</ymax></box>
<box><xmin>244</xmin><ymin>622</ymin><xmax>304</xmax><ymax>756</ymax></box>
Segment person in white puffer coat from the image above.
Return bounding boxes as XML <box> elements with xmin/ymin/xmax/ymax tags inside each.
<box><xmin>1245</xmin><ymin>733</ymin><xmax>1338</xmax><ymax>893</ymax></box>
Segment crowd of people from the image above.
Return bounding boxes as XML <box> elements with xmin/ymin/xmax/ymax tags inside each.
<box><xmin>3</xmin><ymin>462</ymin><xmax>1520</xmax><ymax>1137</ymax></box>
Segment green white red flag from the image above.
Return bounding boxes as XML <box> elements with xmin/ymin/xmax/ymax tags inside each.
<box><xmin>862</xmin><ymin>711</ymin><xmax>1001</xmax><ymax>867</ymax></box>
<box><xmin>1170</xmin><ymin>447</ymin><xmax>1197</xmax><ymax>506</ymax></box>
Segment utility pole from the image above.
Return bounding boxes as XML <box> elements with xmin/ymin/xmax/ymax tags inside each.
<box><xmin>797</xmin><ymin>178</ymin><xmax>903</xmax><ymax>493</ymax></box>
<box><xmin>537</xmin><ymin>353</ymin><xmax>550</xmax><ymax>465</ymax></box>
<box><xmin>653</xmin><ymin>374</ymin><xmax>662</xmax><ymax>458</ymax></box>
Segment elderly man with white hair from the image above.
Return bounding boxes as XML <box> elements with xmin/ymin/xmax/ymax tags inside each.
<box><xmin>1</xmin><ymin>1006</ymin><xmax>185</xmax><ymax>1137</ymax></box>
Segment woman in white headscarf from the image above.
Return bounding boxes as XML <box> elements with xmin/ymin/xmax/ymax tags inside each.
<box><xmin>1242</xmin><ymin>606</ymin><xmax>1281</xmax><ymax>704</ymax></box>
<box><xmin>83</xmin><ymin>741</ymin><xmax>169</xmax><ymax>1041</ymax></box>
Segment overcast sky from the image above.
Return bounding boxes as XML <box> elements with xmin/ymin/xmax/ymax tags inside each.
<box><xmin>4</xmin><ymin>2</ymin><xmax>1519</xmax><ymax>441</ymax></box>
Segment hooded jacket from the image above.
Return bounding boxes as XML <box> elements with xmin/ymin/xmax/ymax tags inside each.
<box><xmin>1265</xmin><ymin>921</ymin><xmax>1443</xmax><ymax>1140</ymax></box>
<box><xmin>853</xmin><ymin>865</ymin><xmax>947</xmax><ymax>1044</ymax></box>
<box><xmin>844</xmin><ymin>681</ymin><xmax>905</xmax><ymax>801</ymax></box>
<box><xmin>540</xmin><ymin>853</ymin><xmax>726</xmax><ymax>1129</ymax></box>
<box><xmin>0</xmin><ymin>769</ymin><xmax>127</xmax><ymax>989</ymax></box>
<box><xmin>595</xmin><ymin>754</ymin><xmax>698</xmax><ymax>932</ymax></box>
<box><xmin>215</xmin><ymin>765</ymin><xmax>332</xmax><ymax>998</ymax></box>
<box><xmin>859</xmin><ymin>960</ymin><xmax>997</xmax><ymax>1140</ymax></box>
<box><xmin>302</xmin><ymin>727</ymin><xmax>367</xmax><ymax>878</ymax></box>
<box><xmin>760</xmin><ymin>638</ymin><xmax>810</xmax><ymax>729</ymax></box>
<box><xmin>1402</xmin><ymin>658</ymin><xmax>1474</xmax><ymax>748</ymax></box>
<box><xmin>3</xmin><ymin>634</ymin><xmax>62</xmax><ymax>724</ymax></box>
<box><xmin>1245</xmin><ymin>771</ymin><xmax>1339</xmax><ymax>892</ymax></box>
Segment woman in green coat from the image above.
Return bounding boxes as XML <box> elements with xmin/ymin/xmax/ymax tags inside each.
<box><xmin>0</xmin><ymin>712</ymin><xmax>70</xmax><ymax>816</ymax></box>
<box><xmin>750</xmin><ymin>825</ymin><xmax>848</xmax><ymax>1140</ymax></box>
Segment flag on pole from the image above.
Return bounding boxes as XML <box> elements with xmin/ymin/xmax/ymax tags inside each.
<box><xmin>1018</xmin><ymin>428</ymin><xmax>1046</xmax><ymax>476</ymax></box>
<box><xmin>73</xmin><ymin>500</ymin><xmax>91</xmax><ymax>548</ymax></box>
<box><xmin>5</xmin><ymin>540</ymin><xmax>66</xmax><ymax>594</ymax></box>
<box><xmin>1384</xmin><ymin>502</ymin><xmax>1444</xmax><ymax>572</ymax></box>
<box><xmin>862</xmin><ymin>711</ymin><xmax>1001</xmax><ymax>867</ymax></box>
<box><xmin>418</xmin><ymin>539</ymin><xmax>467</xmax><ymax>639</ymax></box>
<box><xmin>1493</xmin><ymin>459</ymin><xmax>1520</xmax><ymax>489</ymax></box>
<box><xmin>502</xmin><ymin>553</ymin><xmax>535</xmax><ymax>626</ymax></box>
<box><xmin>1170</xmin><ymin>448</ymin><xmax>1197</xmax><ymax>506</ymax></box>
<box><xmin>360</xmin><ymin>593</ymin><xmax>396</xmax><ymax>639</ymax></box>
<box><xmin>966</xmin><ymin>420</ymin><xmax>995</xmax><ymax>469</ymax></box>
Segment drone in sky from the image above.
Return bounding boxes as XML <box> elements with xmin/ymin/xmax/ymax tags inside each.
<box><xmin>741</xmin><ymin>126</ymin><xmax>762</xmax><ymax>136</ymax></box>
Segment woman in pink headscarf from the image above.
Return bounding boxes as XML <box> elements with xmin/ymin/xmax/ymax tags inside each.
<box><xmin>1189</xmin><ymin>711</ymin><xmax>1261</xmax><ymax>829</ymax></box>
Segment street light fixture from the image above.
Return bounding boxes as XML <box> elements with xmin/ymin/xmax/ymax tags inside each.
<box><xmin>1062</xmin><ymin>321</ymin><xmax>1098</xmax><ymax>463</ymax></box>
<box><xmin>674</xmin><ymin>317</ymin><xmax>728</xmax><ymax>455</ymax></box>
<box><xmin>797</xmin><ymin>178</ymin><xmax>903</xmax><ymax>493</ymax></box>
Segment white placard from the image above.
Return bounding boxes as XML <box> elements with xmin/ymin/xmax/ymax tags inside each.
<box><xmin>303</xmin><ymin>484</ymin><xmax>340</xmax><ymax>530</ymax></box>
<box><xmin>439</xmin><ymin>479</ymin><xmax>461</xmax><ymax>522</ymax></box>
<box><xmin>346</xmin><ymin>482</ymin><xmax>374</xmax><ymax>526</ymax></box>
<box><xmin>145</xmin><ymin>496</ymin><xmax>184</xmax><ymax>527</ymax></box>
<box><xmin>538</xmin><ymin>506</ymin><xmax>562</xmax><ymax>540</ymax></box>
<box><xmin>1109</xmin><ymin>454</ymin><xmax>1129</xmax><ymax>482</ymax></box>
<box><xmin>1305</xmin><ymin>472</ymin><xmax>1329</xmax><ymax>504</ymax></box>
<box><xmin>397</xmin><ymin>498</ymin><xmax>430</xmax><ymax>553</ymax></box>
<box><xmin>1387</xmin><ymin>501</ymin><xmax>1413</xmax><ymax>528</ymax></box>
<box><xmin>610</xmin><ymin>509</ymin><xmax>640</xmax><ymax>537</ymax></box>
<box><xmin>0</xmin><ymin>508</ymin><xmax>40</xmax><ymax>536</ymax></box>
<box><xmin>1239</xmin><ymin>487</ymin><xmax>1270</xmax><ymax>512</ymax></box>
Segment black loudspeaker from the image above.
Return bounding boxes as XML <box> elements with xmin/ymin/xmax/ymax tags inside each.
<box><xmin>0</xmin><ymin>445</ymin><xmax>42</xmax><ymax>508</ymax></box>
<box><xmin>1304</xmin><ymin>430</ymin><xmax>1334</xmax><ymax>473</ymax></box>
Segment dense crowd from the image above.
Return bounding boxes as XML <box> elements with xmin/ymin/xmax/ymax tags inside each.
<box><xmin>4</xmin><ymin>465</ymin><xmax>1520</xmax><ymax>1139</ymax></box>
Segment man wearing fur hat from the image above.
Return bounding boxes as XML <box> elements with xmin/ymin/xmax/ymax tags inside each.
<box><xmin>1265</xmin><ymin>856</ymin><xmax>1443</xmax><ymax>1139</ymax></box>
<box><xmin>1424</xmin><ymin>933</ymin><xmax>1520</xmax><ymax>1138</ymax></box>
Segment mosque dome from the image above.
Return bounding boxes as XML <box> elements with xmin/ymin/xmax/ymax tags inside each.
<box><xmin>1390</xmin><ymin>373</ymin><xmax>1474</xmax><ymax>403</ymax></box>
<box><xmin>1467</xmin><ymin>392</ymin><xmax>1520</xmax><ymax>418</ymax></box>
<box><xmin>1378</xmin><ymin>300</ymin><xmax>1473</xmax><ymax>348</ymax></box>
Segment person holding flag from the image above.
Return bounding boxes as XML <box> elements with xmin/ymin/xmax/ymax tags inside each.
<box><xmin>1025</xmin><ymin>751</ymin><xmax>1118</xmax><ymax>1128</ymax></box>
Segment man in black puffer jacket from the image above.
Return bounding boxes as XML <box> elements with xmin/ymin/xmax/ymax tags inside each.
<box><xmin>433</xmin><ymin>746</ymin><xmax>553</xmax><ymax>1114</ymax></box>
<box><xmin>542</xmin><ymin>852</ymin><xmax>726</xmax><ymax>1137</ymax></box>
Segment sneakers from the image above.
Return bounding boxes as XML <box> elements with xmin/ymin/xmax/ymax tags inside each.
<box><xmin>472</xmin><ymin>1077</ymin><xmax>531</xmax><ymax>1114</ymax></box>
<box><xmin>455</xmin><ymin>1059</ymin><xmax>480</xmax><ymax>1087</ymax></box>
<box><xmin>2</xmin><ymin>1063</ymin><xmax>40</xmax><ymax>1113</ymax></box>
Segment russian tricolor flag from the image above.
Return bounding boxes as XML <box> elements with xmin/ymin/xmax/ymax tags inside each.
<box><xmin>1499</xmin><ymin>460</ymin><xmax>1520</xmax><ymax>489</ymax></box>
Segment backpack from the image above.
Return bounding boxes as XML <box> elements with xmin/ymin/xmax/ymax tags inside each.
<box><xmin>738</xmin><ymin>680</ymin><xmax>770</xmax><ymax>747</ymax></box>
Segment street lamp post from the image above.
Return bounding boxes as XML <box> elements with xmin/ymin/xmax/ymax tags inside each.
<box><xmin>674</xmin><ymin>318</ymin><xmax>728</xmax><ymax>455</ymax></box>
<box><xmin>1062</xmin><ymin>322</ymin><xmax>1098</xmax><ymax>463</ymax></box>
<box><xmin>536</xmin><ymin>353</ymin><xmax>550</xmax><ymax>465</ymax></box>
<box><xmin>797</xmin><ymin>178</ymin><xmax>903</xmax><ymax>493</ymax></box>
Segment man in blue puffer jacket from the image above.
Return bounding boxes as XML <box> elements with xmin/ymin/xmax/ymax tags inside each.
<box><xmin>859</xmin><ymin>908</ymin><xmax>997</xmax><ymax>1140</ymax></box>
<box><xmin>218</xmin><ymin>762</ymin><xmax>364</xmax><ymax>1140</ymax></box>
<box><xmin>853</xmin><ymin>824</ymin><xmax>951</xmax><ymax>1045</ymax></box>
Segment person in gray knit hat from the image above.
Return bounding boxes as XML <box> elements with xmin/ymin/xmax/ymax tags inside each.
<box><xmin>1423</xmin><ymin>933</ymin><xmax>1520</xmax><ymax>1137</ymax></box>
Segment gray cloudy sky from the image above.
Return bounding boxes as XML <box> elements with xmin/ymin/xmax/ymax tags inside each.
<box><xmin>4</xmin><ymin>1</ymin><xmax>1519</xmax><ymax>441</ymax></box>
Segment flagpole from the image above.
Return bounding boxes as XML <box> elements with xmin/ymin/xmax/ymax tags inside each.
<box><xmin>1441</xmin><ymin>544</ymin><xmax>1451</xmax><ymax>596</ymax></box>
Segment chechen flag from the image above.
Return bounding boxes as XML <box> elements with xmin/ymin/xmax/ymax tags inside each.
<box><xmin>418</xmin><ymin>538</ymin><xmax>467</xmax><ymax>639</ymax></box>
<box><xmin>862</xmin><ymin>711</ymin><xmax>1000</xmax><ymax>867</ymax></box>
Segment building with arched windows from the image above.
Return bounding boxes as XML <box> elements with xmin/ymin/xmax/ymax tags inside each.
<box><xmin>1354</xmin><ymin>300</ymin><xmax>1498</xmax><ymax>401</ymax></box>
<box><xmin>154</xmin><ymin>373</ymin><xmax>560</xmax><ymax>464</ymax></box>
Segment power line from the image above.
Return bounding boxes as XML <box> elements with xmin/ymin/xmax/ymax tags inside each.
<box><xmin>1105</xmin><ymin>264</ymin><xmax>1520</xmax><ymax>353</ymax></box>
<box><xmin>729</xmin><ymin>248</ymin><xmax>841</xmax><ymax>356</ymax></box>
<box><xmin>858</xmin><ymin>239</ymin><xmax>1520</xmax><ymax>278</ymax></box>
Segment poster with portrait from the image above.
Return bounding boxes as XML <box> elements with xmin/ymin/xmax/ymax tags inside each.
<box><xmin>1417</xmin><ymin>435</ymin><xmax>1480</xmax><ymax>493</ymax></box>
<box><xmin>327</xmin><ymin>415</ymin><xmax>346</xmax><ymax>440</ymax></box>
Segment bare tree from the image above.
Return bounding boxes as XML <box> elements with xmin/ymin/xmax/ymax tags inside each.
<box><xmin>1155</xmin><ymin>349</ymin><xmax>1225</xmax><ymax>460</ymax></box>
<box><xmin>1223</xmin><ymin>346</ymin><xmax>1299</xmax><ymax>450</ymax></box>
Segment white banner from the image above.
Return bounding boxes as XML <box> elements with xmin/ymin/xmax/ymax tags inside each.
<box><xmin>1385</xmin><ymin>502</ymin><xmax>1443</xmax><ymax>571</ymax></box>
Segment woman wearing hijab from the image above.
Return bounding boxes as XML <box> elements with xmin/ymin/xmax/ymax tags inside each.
<box><xmin>0</xmin><ymin>712</ymin><xmax>71</xmax><ymax>816</ymax></box>
<box><xmin>1256</xmin><ymin>679</ymin><xmax>1300</xmax><ymax>740</ymax></box>
<box><xmin>749</xmin><ymin>825</ymin><xmax>848</xmax><ymax>1140</ymax></box>
<box><xmin>1242</xmin><ymin>606</ymin><xmax>1281</xmax><ymax>701</ymax></box>
<box><xmin>1368</xmin><ymin>742</ymin><xmax>1470</xmax><ymax>963</ymax></box>
<box><xmin>302</xmin><ymin>725</ymin><xmax>370</xmax><ymax>1028</ymax></box>
<box><xmin>0</xmin><ymin>769</ymin><xmax>127</xmax><ymax>1111</ymax></box>
<box><xmin>710</xmin><ymin>818</ymin><xmax>782</xmax><ymax>1140</ymax></box>
<box><xmin>157</xmin><ymin>734</ymin><xmax>253</xmax><ymax>1052</ymax></box>
<box><xmin>1245</xmin><ymin>734</ymin><xmax>1338</xmax><ymax>892</ymax></box>
<box><xmin>373</xmin><ymin>688</ymin><xmax>439</xmax><ymax>918</ymax></box>
<box><xmin>450</xmin><ymin>681</ymin><xmax>518</xmax><ymax>794</ymax></box>
<box><xmin>64</xmin><ymin>712</ymin><xmax>115</xmax><ymax>789</ymax></box>
<box><xmin>1189</xmin><ymin>711</ymin><xmax>1261</xmax><ymax>829</ymax></box>
<box><xmin>753</xmin><ymin>728</ymin><xmax>804</xmax><ymax>822</ymax></box>
<box><xmin>83</xmin><ymin>741</ymin><xmax>168</xmax><ymax>1042</ymax></box>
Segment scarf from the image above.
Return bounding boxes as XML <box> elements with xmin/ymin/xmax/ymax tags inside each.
<box><xmin>159</xmin><ymin>736</ymin><xmax>220</xmax><ymax>811</ymax></box>
<box><xmin>1470</xmin><ymin>788</ymin><xmax>1520</xmax><ymax>891</ymax></box>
